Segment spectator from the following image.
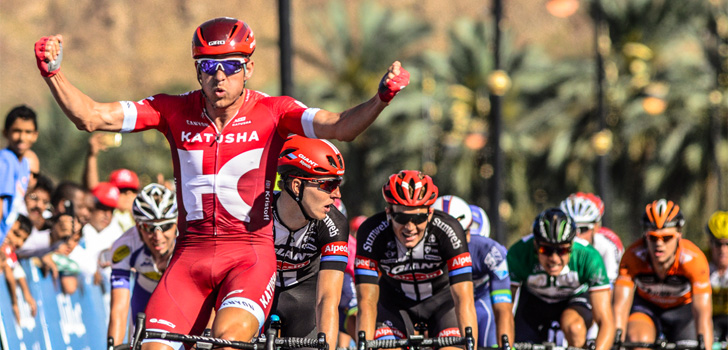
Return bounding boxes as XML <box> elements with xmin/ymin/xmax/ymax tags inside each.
<box><xmin>25</xmin><ymin>149</ymin><xmax>40</xmax><ymax>192</ymax></box>
<box><xmin>1</xmin><ymin>105</ymin><xmax>38</xmax><ymax>240</ymax></box>
<box><xmin>50</xmin><ymin>181</ymin><xmax>92</xmax><ymax>226</ymax></box>
<box><xmin>83</xmin><ymin>133</ymin><xmax>140</xmax><ymax>232</ymax></box>
<box><xmin>16</xmin><ymin>174</ymin><xmax>54</xmax><ymax>258</ymax></box>
<box><xmin>1</xmin><ymin>215</ymin><xmax>37</xmax><ymax>322</ymax></box>
<box><xmin>108</xmin><ymin>169</ymin><xmax>139</xmax><ymax>232</ymax></box>
<box><xmin>80</xmin><ymin>182</ymin><xmax>123</xmax><ymax>285</ymax></box>
<box><xmin>40</xmin><ymin>213</ymin><xmax>83</xmax><ymax>294</ymax></box>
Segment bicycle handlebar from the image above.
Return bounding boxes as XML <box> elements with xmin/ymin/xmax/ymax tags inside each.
<box><xmin>145</xmin><ymin>331</ymin><xmax>262</xmax><ymax>350</ymax></box>
<box><xmin>357</xmin><ymin>326</ymin><xmax>475</xmax><ymax>350</ymax></box>
<box><xmin>363</xmin><ymin>336</ymin><xmax>467</xmax><ymax>349</ymax></box>
<box><xmin>512</xmin><ymin>343</ymin><xmax>585</xmax><ymax>350</ymax></box>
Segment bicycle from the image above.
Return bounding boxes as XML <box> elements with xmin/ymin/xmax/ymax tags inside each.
<box><xmin>500</xmin><ymin>329</ymin><xmax>710</xmax><ymax>350</ymax></box>
<box><xmin>356</xmin><ymin>326</ymin><xmax>475</xmax><ymax>350</ymax></box>
<box><xmin>126</xmin><ymin>313</ymin><xmax>328</xmax><ymax>350</ymax></box>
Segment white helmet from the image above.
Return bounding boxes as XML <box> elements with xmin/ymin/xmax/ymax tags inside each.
<box><xmin>469</xmin><ymin>205</ymin><xmax>490</xmax><ymax>237</ymax></box>
<box><xmin>432</xmin><ymin>195</ymin><xmax>472</xmax><ymax>231</ymax></box>
<box><xmin>559</xmin><ymin>192</ymin><xmax>603</xmax><ymax>224</ymax></box>
<box><xmin>132</xmin><ymin>183</ymin><xmax>178</xmax><ymax>222</ymax></box>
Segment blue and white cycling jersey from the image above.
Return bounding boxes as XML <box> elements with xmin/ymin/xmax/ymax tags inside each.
<box><xmin>469</xmin><ymin>235</ymin><xmax>511</xmax><ymax>347</ymax></box>
<box><xmin>110</xmin><ymin>226</ymin><xmax>172</xmax><ymax>322</ymax></box>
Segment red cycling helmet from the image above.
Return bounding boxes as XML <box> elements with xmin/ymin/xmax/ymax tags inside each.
<box><xmin>382</xmin><ymin>170</ymin><xmax>438</xmax><ymax>207</ymax></box>
<box><xmin>192</xmin><ymin>17</ymin><xmax>256</xmax><ymax>58</ymax></box>
<box><xmin>278</xmin><ymin>135</ymin><xmax>345</xmax><ymax>178</ymax></box>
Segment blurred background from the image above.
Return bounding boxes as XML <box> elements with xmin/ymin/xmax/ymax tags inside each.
<box><xmin>1</xmin><ymin>0</ymin><xmax>726</xmax><ymax>247</ymax></box>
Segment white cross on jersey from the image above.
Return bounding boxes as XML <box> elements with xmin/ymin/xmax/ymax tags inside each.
<box><xmin>178</xmin><ymin>148</ymin><xmax>263</xmax><ymax>222</ymax></box>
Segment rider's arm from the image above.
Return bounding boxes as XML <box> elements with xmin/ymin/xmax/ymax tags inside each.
<box><xmin>316</xmin><ymin>269</ymin><xmax>344</xmax><ymax>350</ymax></box>
<box><xmin>590</xmin><ymin>288</ymin><xmax>615</xmax><ymax>350</ymax></box>
<box><xmin>108</xmin><ymin>287</ymin><xmax>131</xmax><ymax>346</ymax></box>
<box><xmin>355</xmin><ymin>282</ymin><xmax>379</xmax><ymax>342</ymax></box>
<box><xmin>486</xmin><ymin>240</ymin><xmax>514</xmax><ymax>346</ymax></box>
<box><xmin>612</xmin><ymin>282</ymin><xmax>634</xmax><ymax>341</ymax></box>
<box><xmin>450</xmin><ymin>281</ymin><xmax>479</xmax><ymax>346</ymax></box>
<box><xmin>37</xmin><ymin>35</ymin><xmax>126</xmax><ymax>132</ymax></box>
<box><xmin>691</xmin><ymin>292</ymin><xmax>713</xmax><ymax>350</ymax></box>
<box><xmin>492</xmin><ymin>301</ymin><xmax>514</xmax><ymax>347</ymax></box>
<box><xmin>309</xmin><ymin>61</ymin><xmax>408</xmax><ymax>142</ymax></box>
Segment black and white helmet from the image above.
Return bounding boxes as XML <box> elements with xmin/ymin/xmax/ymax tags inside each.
<box><xmin>132</xmin><ymin>183</ymin><xmax>177</xmax><ymax>222</ymax></box>
<box><xmin>533</xmin><ymin>208</ymin><xmax>577</xmax><ymax>245</ymax></box>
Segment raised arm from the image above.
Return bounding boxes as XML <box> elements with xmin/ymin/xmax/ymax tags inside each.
<box><xmin>35</xmin><ymin>35</ymin><xmax>126</xmax><ymax>132</ymax></box>
<box><xmin>311</xmin><ymin>61</ymin><xmax>409</xmax><ymax>141</ymax></box>
<box><xmin>450</xmin><ymin>281</ymin><xmax>479</xmax><ymax>346</ymax></box>
<box><xmin>355</xmin><ymin>282</ymin><xmax>379</xmax><ymax>342</ymax></box>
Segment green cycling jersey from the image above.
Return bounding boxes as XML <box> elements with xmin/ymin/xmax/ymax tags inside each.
<box><xmin>507</xmin><ymin>234</ymin><xmax>610</xmax><ymax>303</ymax></box>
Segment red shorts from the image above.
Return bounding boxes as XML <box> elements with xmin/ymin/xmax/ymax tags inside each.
<box><xmin>143</xmin><ymin>236</ymin><xmax>276</xmax><ymax>347</ymax></box>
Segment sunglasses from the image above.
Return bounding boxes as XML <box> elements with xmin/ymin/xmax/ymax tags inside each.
<box><xmin>295</xmin><ymin>177</ymin><xmax>343</xmax><ymax>193</ymax></box>
<box><xmin>31</xmin><ymin>171</ymin><xmax>39</xmax><ymax>179</ymax></box>
<box><xmin>390</xmin><ymin>212</ymin><xmax>429</xmax><ymax>225</ymax></box>
<box><xmin>576</xmin><ymin>224</ymin><xmax>595</xmax><ymax>234</ymax></box>
<box><xmin>139</xmin><ymin>221</ymin><xmax>176</xmax><ymax>233</ymax></box>
<box><xmin>711</xmin><ymin>239</ymin><xmax>728</xmax><ymax>248</ymax></box>
<box><xmin>646</xmin><ymin>231</ymin><xmax>676</xmax><ymax>243</ymax></box>
<box><xmin>537</xmin><ymin>244</ymin><xmax>572</xmax><ymax>256</ymax></box>
<box><xmin>196</xmin><ymin>58</ymin><xmax>248</xmax><ymax>76</ymax></box>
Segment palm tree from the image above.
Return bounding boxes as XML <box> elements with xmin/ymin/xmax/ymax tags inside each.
<box><xmin>295</xmin><ymin>0</ymin><xmax>433</xmax><ymax>217</ymax></box>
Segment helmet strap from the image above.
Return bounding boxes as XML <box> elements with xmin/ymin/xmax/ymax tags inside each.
<box><xmin>284</xmin><ymin>178</ymin><xmax>315</xmax><ymax>221</ymax></box>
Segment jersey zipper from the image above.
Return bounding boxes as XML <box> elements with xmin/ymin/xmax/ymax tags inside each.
<box><xmin>408</xmin><ymin>248</ymin><xmax>421</xmax><ymax>302</ymax></box>
<box><xmin>202</xmin><ymin>108</ymin><xmax>222</xmax><ymax>236</ymax></box>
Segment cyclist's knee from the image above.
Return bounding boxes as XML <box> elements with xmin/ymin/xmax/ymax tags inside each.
<box><xmin>212</xmin><ymin>308</ymin><xmax>260</xmax><ymax>342</ymax></box>
<box><xmin>141</xmin><ymin>342</ymin><xmax>177</xmax><ymax>350</ymax></box>
<box><xmin>563</xmin><ymin>321</ymin><xmax>586</xmax><ymax>337</ymax></box>
<box><xmin>626</xmin><ymin>313</ymin><xmax>656</xmax><ymax>343</ymax></box>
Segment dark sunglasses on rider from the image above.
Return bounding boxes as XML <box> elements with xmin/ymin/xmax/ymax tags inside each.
<box><xmin>711</xmin><ymin>239</ymin><xmax>728</xmax><ymax>248</ymax></box>
<box><xmin>646</xmin><ymin>231</ymin><xmax>676</xmax><ymax>243</ymax></box>
<box><xmin>390</xmin><ymin>212</ymin><xmax>430</xmax><ymax>225</ymax></box>
<box><xmin>196</xmin><ymin>58</ymin><xmax>248</xmax><ymax>76</ymax></box>
<box><xmin>537</xmin><ymin>244</ymin><xmax>572</xmax><ymax>256</ymax></box>
<box><xmin>139</xmin><ymin>221</ymin><xmax>176</xmax><ymax>233</ymax></box>
<box><xmin>576</xmin><ymin>223</ymin><xmax>594</xmax><ymax>234</ymax></box>
<box><xmin>295</xmin><ymin>176</ymin><xmax>343</xmax><ymax>193</ymax></box>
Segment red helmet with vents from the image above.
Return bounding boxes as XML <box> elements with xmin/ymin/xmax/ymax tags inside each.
<box><xmin>278</xmin><ymin>135</ymin><xmax>345</xmax><ymax>178</ymax></box>
<box><xmin>192</xmin><ymin>17</ymin><xmax>256</xmax><ymax>58</ymax></box>
<box><xmin>382</xmin><ymin>170</ymin><xmax>438</xmax><ymax>207</ymax></box>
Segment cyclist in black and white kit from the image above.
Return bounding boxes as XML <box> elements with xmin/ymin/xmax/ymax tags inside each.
<box><xmin>271</xmin><ymin>135</ymin><xmax>349</xmax><ymax>350</ymax></box>
<box><xmin>355</xmin><ymin>170</ymin><xmax>477</xmax><ymax>345</ymax></box>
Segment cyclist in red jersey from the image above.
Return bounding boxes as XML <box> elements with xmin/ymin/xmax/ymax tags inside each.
<box><xmin>35</xmin><ymin>16</ymin><xmax>409</xmax><ymax>350</ymax></box>
<box><xmin>613</xmin><ymin>199</ymin><xmax>713</xmax><ymax>350</ymax></box>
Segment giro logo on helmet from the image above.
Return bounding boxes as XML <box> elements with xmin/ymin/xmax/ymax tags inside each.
<box><xmin>208</xmin><ymin>40</ymin><xmax>226</xmax><ymax>46</ymax></box>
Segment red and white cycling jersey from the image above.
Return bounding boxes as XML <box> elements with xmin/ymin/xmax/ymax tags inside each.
<box><xmin>594</xmin><ymin>226</ymin><xmax>624</xmax><ymax>283</ymax></box>
<box><xmin>119</xmin><ymin>89</ymin><xmax>318</xmax><ymax>240</ymax></box>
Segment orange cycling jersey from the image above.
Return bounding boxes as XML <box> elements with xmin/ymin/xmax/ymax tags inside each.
<box><xmin>616</xmin><ymin>237</ymin><xmax>711</xmax><ymax>309</ymax></box>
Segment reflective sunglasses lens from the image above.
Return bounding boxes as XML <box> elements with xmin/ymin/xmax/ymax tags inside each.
<box><xmin>199</xmin><ymin>59</ymin><xmax>244</xmax><ymax>75</ymax></box>
<box><xmin>319</xmin><ymin>179</ymin><xmax>342</xmax><ymax>192</ymax></box>
<box><xmin>538</xmin><ymin>245</ymin><xmax>571</xmax><ymax>255</ymax></box>
<box><xmin>141</xmin><ymin>222</ymin><xmax>175</xmax><ymax>232</ymax></box>
<box><xmin>159</xmin><ymin>223</ymin><xmax>175</xmax><ymax>231</ymax></box>
<box><xmin>577</xmin><ymin>226</ymin><xmax>591</xmax><ymax>234</ymax></box>
<box><xmin>391</xmin><ymin>213</ymin><xmax>428</xmax><ymax>225</ymax></box>
<box><xmin>647</xmin><ymin>233</ymin><xmax>675</xmax><ymax>243</ymax></box>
